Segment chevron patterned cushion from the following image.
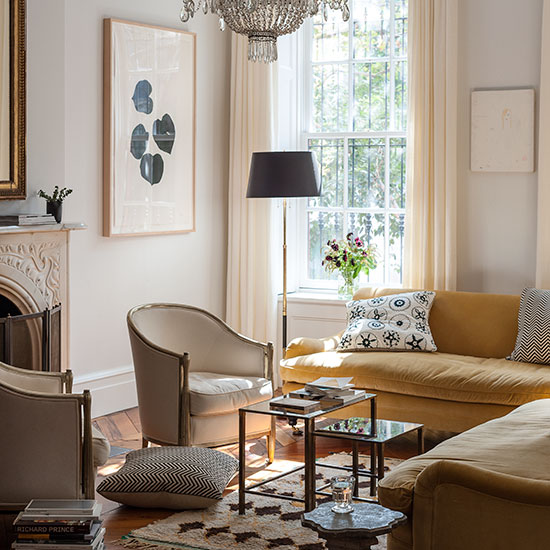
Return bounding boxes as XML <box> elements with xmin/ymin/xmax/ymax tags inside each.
<box><xmin>97</xmin><ymin>446</ymin><xmax>238</xmax><ymax>509</ymax></box>
<box><xmin>509</xmin><ymin>288</ymin><xmax>550</xmax><ymax>364</ymax></box>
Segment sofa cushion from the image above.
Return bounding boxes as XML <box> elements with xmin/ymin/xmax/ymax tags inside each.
<box><xmin>189</xmin><ymin>372</ymin><xmax>272</xmax><ymax>416</ymax></box>
<box><xmin>97</xmin><ymin>446</ymin><xmax>238</xmax><ymax>509</ymax></box>
<box><xmin>509</xmin><ymin>287</ymin><xmax>550</xmax><ymax>364</ymax></box>
<box><xmin>338</xmin><ymin>291</ymin><xmax>436</xmax><ymax>352</ymax></box>
<box><xmin>280</xmin><ymin>351</ymin><xmax>550</xmax><ymax>406</ymax></box>
<box><xmin>378</xmin><ymin>398</ymin><xmax>550</xmax><ymax>515</ymax></box>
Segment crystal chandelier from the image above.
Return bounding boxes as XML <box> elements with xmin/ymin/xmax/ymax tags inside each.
<box><xmin>180</xmin><ymin>0</ymin><xmax>350</xmax><ymax>63</ymax></box>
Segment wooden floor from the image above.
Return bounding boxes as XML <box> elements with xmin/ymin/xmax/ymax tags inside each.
<box><xmin>93</xmin><ymin>408</ymin><xmax>447</xmax><ymax>549</ymax></box>
<box><xmin>0</xmin><ymin>407</ymin><xmax>448</xmax><ymax>549</ymax></box>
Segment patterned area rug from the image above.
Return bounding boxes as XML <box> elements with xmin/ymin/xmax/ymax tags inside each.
<box><xmin>118</xmin><ymin>453</ymin><xmax>403</xmax><ymax>550</ymax></box>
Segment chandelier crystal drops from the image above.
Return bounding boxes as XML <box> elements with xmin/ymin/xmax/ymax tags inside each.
<box><xmin>180</xmin><ymin>0</ymin><xmax>350</xmax><ymax>63</ymax></box>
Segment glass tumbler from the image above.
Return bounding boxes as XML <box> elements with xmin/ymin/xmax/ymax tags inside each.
<box><xmin>330</xmin><ymin>475</ymin><xmax>355</xmax><ymax>513</ymax></box>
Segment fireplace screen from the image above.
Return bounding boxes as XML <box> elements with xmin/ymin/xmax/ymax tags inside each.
<box><xmin>0</xmin><ymin>302</ymin><xmax>61</xmax><ymax>372</ymax></box>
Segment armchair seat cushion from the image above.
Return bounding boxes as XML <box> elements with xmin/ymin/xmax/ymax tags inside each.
<box><xmin>92</xmin><ymin>425</ymin><xmax>111</xmax><ymax>467</ymax></box>
<box><xmin>189</xmin><ymin>372</ymin><xmax>272</xmax><ymax>416</ymax></box>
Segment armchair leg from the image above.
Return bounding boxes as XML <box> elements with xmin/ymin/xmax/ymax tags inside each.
<box><xmin>267</xmin><ymin>417</ymin><xmax>276</xmax><ymax>464</ymax></box>
<box><xmin>142</xmin><ymin>437</ymin><xmax>149</xmax><ymax>448</ymax></box>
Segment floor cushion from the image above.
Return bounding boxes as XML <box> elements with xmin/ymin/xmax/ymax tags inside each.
<box><xmin>97</xmin><ymin>446</ymin><xmax>238</xmax><ymax>509</ymax></box>
<box><xmin>280</xmin><ymin>351</ymin><xmax>550</xmax><ymax>406</ymax></box>
<box><xmin>189</xmin><ymin>371</ymin><xmax>272</xmax><ymax>416</ymax></box>
<box><xmin>378</xmin><ymin>398</ymin><xmax>550</xmax><ymax>515</ymax></box>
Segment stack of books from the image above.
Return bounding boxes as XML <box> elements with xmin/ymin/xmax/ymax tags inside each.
<box><xmin>0</xmin><ymin>214</ymin><xmax>57</xmax><ymax>226</ymax></box>
<box><xmin>270</xmin><ymin>377</ymin><xmax>366</xmax><ymax>413</ymax></box>
<box><xmin>11</xmin><ymin>500</ymin><xmax>104</xmax><ymax>550</ymax></box>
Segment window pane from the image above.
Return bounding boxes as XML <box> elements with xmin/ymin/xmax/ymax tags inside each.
<box><xmin>313</xmin><ymin>11</ymin><xmax>349</xmax><ymax>61</ymax></box>
<box><xmin>308</xmin><ymin>211</ymin><xmax>344</xmax><ymax>280</ymax></box>
<box><xmin>353</xmin><ymin>62</ymin><xmax>388</xmax><ymax>131</ymax></box>
<box><xmin>388</xmin><ymin>213</ymin><xmax>405</xmax><ymax>285</ymax></box>
<box><xmin>312</xmin><ymin>64</ymin><xmax>349</xmax><ymax>132</ymax></box>
<box><xmin>394</xmin><ymin>0</ymin><xmax>408</xmax><ymax>57</ymax></box>
<box><xmin>390</xmin><ymin>137</ymin><xmax>406</xmax><ymax>208</ymax></box>
<box><xmin>394</xmin><ymin>60</ymin><xmax>407</xmax><ymax>131</ymax></box>
<box><xmin>348</xmin><ymin>138</ymin><xmax>385</xmax><ymax>208</ymax></box>
<box><xmin>353</xmin><ymin>0</ymin><xmax>390</xmax><ymax>59</ymax></box>
<box><xmin>348</xmin><ymin>212</ymin><xmax>385</xmax><ymax>284</ymax></box>
<box><xmin>309</xmin><ymin>139</ymin><xmax>345</xmax><ymax>208</ymax></box>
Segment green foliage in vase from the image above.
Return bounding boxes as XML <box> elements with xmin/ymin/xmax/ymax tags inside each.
<box><xmin>38</xmin><ymin>186</ymin><xmax>73</xmax><ymax>204</ymax></box>
<box><xmin>322</xmin><ymin>232</ymin><xmax>377</xmax><ymax>283</ymax></box>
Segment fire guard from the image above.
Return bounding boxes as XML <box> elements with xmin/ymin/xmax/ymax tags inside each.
<box><xmin>0</xmin><ymin>304</ymin><xmax>61</xmax><ymax>372</ymax></box>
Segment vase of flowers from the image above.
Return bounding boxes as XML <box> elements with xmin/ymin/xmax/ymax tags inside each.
<box><xmin>322</xmin><ymin>232</ymin><xmax>377</xmax><ymax>300</ymax></box>
<box><xmin>38</xmin><ymin>186</ymin><xmax>73</xmax><ymax>224</ymax></box>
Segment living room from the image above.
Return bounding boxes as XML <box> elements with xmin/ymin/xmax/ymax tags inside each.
<box><xmin>1</xmin><ymin>0</ymin><xmax>549</xmax><ymax>548</ymax></box>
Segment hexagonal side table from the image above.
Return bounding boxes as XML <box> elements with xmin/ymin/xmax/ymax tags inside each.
<box><xmin>302</xmin><ymin>502</ymin><xmax>406</xmax><ymax>550</ymax></box>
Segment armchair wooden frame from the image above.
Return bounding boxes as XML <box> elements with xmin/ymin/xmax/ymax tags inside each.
<box><xmin>127</xmin><ymin>303</ymin><xmax>276</xmax><ymax>457</ymax></box>
<box><xmin>0</xmin><ymin>363</ymin><xmax>94</xmax><ymax>510</ymax></box>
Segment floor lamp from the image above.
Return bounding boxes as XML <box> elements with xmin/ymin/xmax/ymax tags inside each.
<box><xmin>246</xmin><ymin>151</ymin><xmax>321</xmax><ymax>354</ymax></box>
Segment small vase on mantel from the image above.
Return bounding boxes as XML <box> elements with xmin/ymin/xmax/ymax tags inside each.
<box><xmin>47</xmin><ymin>201</ymin><xmax>62</xmax><ymax>224</ymax></box>
<box><xmin>337</xmin><ymin>275</ymin><xmax>359</xmax><ymax>300</ymax></box>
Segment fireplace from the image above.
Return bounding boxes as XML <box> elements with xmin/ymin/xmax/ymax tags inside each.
<box><xmin>0</xmin><ymin>223</ymin><xmax>85</xmax><ymax>371</ymax></box>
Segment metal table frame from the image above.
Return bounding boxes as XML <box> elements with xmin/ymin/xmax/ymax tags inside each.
<box><xmin>314</xmin><ymin>419</ymin><xmax>424</xmax><ymax>500</ymax></box>
<box><xmin>238</xmin><ymin>394</ymin><xmax>377</xmax><ymax>514</ymax></box>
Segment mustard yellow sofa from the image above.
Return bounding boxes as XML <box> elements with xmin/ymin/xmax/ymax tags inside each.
<box><xmin>280</xmin><ymin>287</ymin><xmax>550</xmax><ymax>432</ymax></box>
<box><xmin>378</xmin><ymin>398</ymin><xmax>550</xmax><ymax>550</ymax></box>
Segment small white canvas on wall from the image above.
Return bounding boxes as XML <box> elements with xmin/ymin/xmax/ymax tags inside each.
<box><xmin>471</xmin><ymin>89</ymin><xmax>535</xmax><ymax>173</ymax></box>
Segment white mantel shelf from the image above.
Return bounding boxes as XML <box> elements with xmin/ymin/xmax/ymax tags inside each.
<box><xmin>0</xmin><ymin>222</ymin><xmax>87</xmax><ymax>235</ymax></box>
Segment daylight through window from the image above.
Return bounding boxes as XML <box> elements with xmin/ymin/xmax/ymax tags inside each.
<box><xmin>302</xmin><ymin>0</ymin><xmax>408</xmax><ymax>287</ymax></box>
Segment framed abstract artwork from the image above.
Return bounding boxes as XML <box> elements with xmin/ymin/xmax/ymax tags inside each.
<box><xmin>471</xmin><ymin>89</ymin><xmax>535</xmax><ymax>173</ymax></box>
<box><xmin>103</xmin><ymin>19</ymin><xmax>196</xmax><ymax>236</ymax></box>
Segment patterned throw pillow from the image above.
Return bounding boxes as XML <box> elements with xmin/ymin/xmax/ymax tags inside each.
<box><xmin>338</xmin><ymin>291</ymin><xmax>437</xmax><ymax>352</ymax></box>
<box><xmin>508</xmin><ymin>288</ymin><xmax>550</xmax><ymax>364</ymax></box>
<box><xmin>97</xmin><ymin>446</ymin><xmax>238</xmax><ymax>509</ymax></box>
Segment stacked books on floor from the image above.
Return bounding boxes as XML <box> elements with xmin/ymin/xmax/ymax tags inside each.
<box><xmin>12</xmin><ymin>500</ymin><xmax>104</xmax><ymax>550</ymax></box>
<box><xmin>0</xmin><ymin>214</ymin><xmax>57</xmax><ymax>226</ymax></box>
<box><xmin>270</xmin><ymin>377</ymin><xmax>365</xmax><ymax>413</ymax></box>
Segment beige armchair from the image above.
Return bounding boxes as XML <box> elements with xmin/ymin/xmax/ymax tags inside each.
<box><xmin>0</xmin><ymin>362</ymin><xmax>110</xmax><ymax>510</ymax></box>
<box><xmin>127</xmin><ymin>304</ymin><xmax>275</xmax><ymax>456</ymax></box>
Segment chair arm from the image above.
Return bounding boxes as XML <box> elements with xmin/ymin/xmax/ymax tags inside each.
<box><xmin>413</xmin><ymin>460</ymin><xmax>550</xmax><ymax>550</ymax></box>
<box><xmin>284</xmin><ymin>333</ymin><xmax>342</xmax><ymax>359</ymax></box>
<box><xmin>0</xmin><ymin>361</ymin><xmax>73</xmax><ymax>393</ymax></box>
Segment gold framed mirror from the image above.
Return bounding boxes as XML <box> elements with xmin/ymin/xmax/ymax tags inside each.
<box><xmin>0</xmin><ymin>0</ymin><xmax>25</xmax><ymax>200</ymax></box>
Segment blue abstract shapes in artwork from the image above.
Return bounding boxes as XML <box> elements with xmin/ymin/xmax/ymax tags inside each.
<box><xmin>140</xmin><ymin>153</ymin><xmax>164</xmax><ymax>186</ymax></box>
<box><xmin>130</xmin><ymin>124</ymin><xmax>149</xmax><ymax>160</ymax></box>
<box><xmin>132</xmin><ymin>80</ymin><xmax>154</xmax><ymax>114</ymax></box>
<box><xmin>152</xmin><ymin>114</ymin><xmax>176</xmax><ymax>154</ymax></box>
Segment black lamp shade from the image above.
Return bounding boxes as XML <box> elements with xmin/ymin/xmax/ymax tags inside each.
<box><xmin>246</xmin><ymin>151</ymin><xmax>321</xmax><ymax>198</ymax></box>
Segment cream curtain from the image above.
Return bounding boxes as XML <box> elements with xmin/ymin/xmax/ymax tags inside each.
<box><xmin>536</xmin><ymin>2</ymin><xmax>550</xmax><ymax>288</ymax></box>
<box><xmin>226</xmin><ymin>35</ymin><xmax>277</xmax><ymax>345</ymax></box>
<box><xmin>403</xmin><ymin>0</ymin><xmax>458</xmax><ymax>290</ymax></box>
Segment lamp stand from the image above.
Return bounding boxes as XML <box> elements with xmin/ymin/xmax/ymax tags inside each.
<box><xmin>282</xmin><ymin>198</ymin><xmax>287</xmax><ymax>353</ymax></box>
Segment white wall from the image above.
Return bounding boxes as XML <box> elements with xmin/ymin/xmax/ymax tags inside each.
<box><xmin>0</xmin><ymin>0</ymin><xmax>231</xmax><ymax>416</ymax></box>
<box><xmin>457</xmin><ymin>0</ymin><xmax>543</xmax><ymax>294</ymax></box>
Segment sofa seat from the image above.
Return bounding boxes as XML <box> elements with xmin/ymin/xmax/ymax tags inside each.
<box><xmin>378</xmin><ymin>398</ymin><xmax>550</xmax><ymax>516</ymax></box>
<box><xmin>188</xmin><ymin>371</ymin><xmax>272</xmax><ymax>416</ymax></box>
<box><xmin>280</xmin><ymin>351</ymin><xmax>550</xmax><ymax>406</ymax></box>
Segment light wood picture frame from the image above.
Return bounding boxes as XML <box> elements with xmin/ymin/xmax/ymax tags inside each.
<box><xmin>103</xmin><ymin>19</ymin><xmax>196</xmax><ymax>237</ymax></box>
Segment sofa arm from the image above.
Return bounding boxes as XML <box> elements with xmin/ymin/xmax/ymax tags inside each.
<box><xmin>413</xmin><ymin>460</ymin><xmax>550</xmax><ymax>550</ymax></box>
<box><xmin>284</xmin><ymin>333</ymin><xmax>342</xmax><ymax>359</ymax></box>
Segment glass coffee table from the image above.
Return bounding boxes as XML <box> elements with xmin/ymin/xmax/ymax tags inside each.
<box><xmin>315</xmin><ymin>417</ymin><xmax>424</xmax><ymax>500</ymax></box>
<box><xmin>238</xmin><ymin>393</ymin><xmax>377</xmax><ymax>514</ymax></box>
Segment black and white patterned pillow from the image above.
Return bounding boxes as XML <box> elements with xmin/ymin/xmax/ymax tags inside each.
<box><xmin>508</xmin><ymin>288</ymin><xmax>550</xmax><ymax>364</ymax></box>
<box><xmin>97</xmin><ymin>446</ymin><xmax>238</xmax><ymax>509</ymax></box>
<box><xmin>338</xmin><ymin>291</ymin><xmax>437</xmax><ymax>352</ymax></box>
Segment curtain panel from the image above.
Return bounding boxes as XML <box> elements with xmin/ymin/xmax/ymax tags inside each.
<box><xmin>225</xmin><ymin>35</ymin><xmax>277</xmax><ymax>345</ymax></box>
<box><xmin>403</xmin><ymin>0</ymin><xmax>458</xmax><ymax>291</ymax></box>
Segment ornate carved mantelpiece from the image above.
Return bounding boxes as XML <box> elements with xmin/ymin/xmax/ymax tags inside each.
<box><xmin>0</xmin><ymin>223</ymin><xmax>86</xmax><ymax>371</ymax></box>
